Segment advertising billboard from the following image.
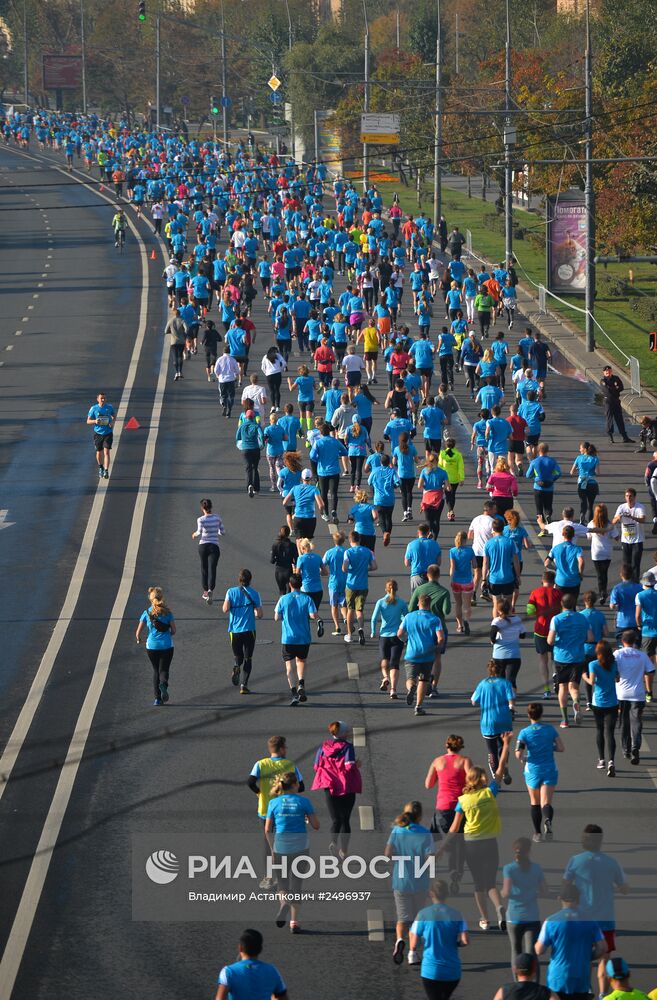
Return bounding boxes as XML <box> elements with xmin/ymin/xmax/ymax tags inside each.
<box><xmin>42</xmin><ymin>55</ymin><xmax>82</xmax><ymax>90</ymax></box>
<box><xmin>546</xmin><ymin>189</ymin><xmax>587</xmax><ymax>295</ymax></box>
<box><xmin>360</xmin><ymin>112</ymin><xmax>400</xmax><ymax>145</ymax></box>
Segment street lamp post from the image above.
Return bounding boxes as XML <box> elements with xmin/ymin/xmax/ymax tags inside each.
<box><xmin>584</xmin><ymin>0</ymin><xmax>595</xmax><ymax>351</ymax></box>
<box><xmin>155</xmin><ymin>7</ymin><xmax>161</xmax><ymax>131</ymax></box>
<box><xmin>80</xmin><ymin>0</ymin><xmax>87</xmax><ymax>114</ymax></box>
<box><xmin>432</xmin><ymin>0</ymin><xmax>442</xmax><ymax>232</ymax></box>
<box><xmin>22</xmin><ymin>0</ymin><xmax>28</xmax><ymax>107</ymax></box>
<box><xmin>362</xmin><ymin>0</ymin><xmax>369</xmax><ymax>194</ymax></box>
<box><xmin>504</xmin><ymin>0</ymin><xmax>513</xmax><ymax>264</ymax></box>
<box><xmin>220</xmin><ymin>0</ymin><xmax>227</xmax><ymax>146</ymax></box>
<box><xmin>282</xmin><ymin>0</ymin><xmax>295</xmax><ymax>159</ymax></box>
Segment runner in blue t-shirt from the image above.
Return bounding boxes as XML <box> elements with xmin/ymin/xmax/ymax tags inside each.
<box><xmin>515</xmin><ymin>702</ymin><xmax>564</xmax><ymax>842</ymax></box>
<box><xmin>547</xmin><ymin>594</ymin><xmax>594</xmax><ymax>729</ymax></box>
<box><xmin>216</xmin><ymin>929</ymin><xmax>288</xmax><ymax>999</ymax></box>
<box><xmin>223</xmin><ymin>568</ymin><xmax>263</xmax><ymax>693</ymax></box>
<box><xmin>274</xmin><ymin>573</ymin><xmax>318</xmax><ymax>705</ymax></box>
<box><xmin>86</xmin><ymin>392</ymin><xmax>115</xmax><ymax>479</ymax></box>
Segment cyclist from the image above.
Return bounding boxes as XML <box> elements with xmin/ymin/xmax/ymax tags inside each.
<box><xmin>112</xmin><ymin>208</ymin><xmax>127</xmax><ymax>248</ymax></box>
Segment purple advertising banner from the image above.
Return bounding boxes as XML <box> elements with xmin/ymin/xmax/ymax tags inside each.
<box><xmin>547</xmin><ymin>190</ymin><xmax>587</xmax><ymax>295</ymax></box>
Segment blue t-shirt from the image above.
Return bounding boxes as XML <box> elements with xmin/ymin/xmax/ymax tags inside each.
<box><xmin>310</xmin><ymin>435</ymin><xmax>346</xmax><ymax>476</ymax></box>
<box><xmin>403</xmin><ymin>609</ymin><xmax>442</xmax><ymax>662</ymax></box>
<box><xmin>527</xmin><ymin>455</ymin><xmax>561</xmax><ymax>492</ymax></box>
<box><xmin>225</xmin><ymin>586</ymin><xmax>262</xmax><ymax>633</ymax></box>
<box><xmin>610</xmin><ymin>581</ymin><xmax>642</xmax><ymax>629</ymax></box>
<box><xmin>393</xmin><ymin>443</ymin><xmax>417</xmax><ymax>480</ymax></box>
<box><xmin>386</xmin><ymin>823</ymin><xmax>434</xmax><ymax>891</ymax></box>
<box><xmin>636</xmin><ymin>587</ymin><xmax>657</xmax><ymax>636</ymax></box>
<box><xmin>278</xmin><ymin>414</ymin><xmax>302</xmax><ymax>451</ymax></box>
<box><xmin>296</xmin><ymin>552</ymin><xmax>324</xmax><ymax>594</ymax></box>
<box><xmin>563</xmin><ymin>850</ymin><xmax>626</xmax><ymax>928</ymax></box>
<box><xmin>275</xmin><ymin>591</ymin><xmax>316</xmax><ymax>644</ymax></box>
<box><xmin>478</xmin><ymin>385</ymin><xmax>504</xmax><ymax>411</ymax></box>
<box><xmin>472</xmin><ymin>419</ymin><xmax>487</xmax><ymax>448</ymax></box>
<box><xmin>503</xmin><ymin>861</ymin><xmax>544</xmax><ymax>923</ymax></box>
<box><xmin>538</xmin><ymin>909</ymin><xmax>604</xmax><ymax>993</ymax></box>
<box><xmin>368</xmin><ymin>466</ymin><xmax>397</xmax><ymax>506</ymax></box>
<box><xmin>264</xmin><ymin>423</ymin><xmax>286</xmax><ymax>456</ymax></box>
<box><xmin>405</xmin><ymin>537</ymin><xmax>441</xmax><ymax>576</ymax></box>
<box><xmin>586</xmin><ymin>659</ymin><xmax>619</xmax><ymax>708</ymax></box>
<box><xmin>472</xmin><ymin>676</ymin><xmax>514</xmax><ymax>735</ymax></box>
<box><xmin>411</xmin><ymin>340</ymin><xmax>435</xmax><ymax>368</ymax></box>
<box><xmin>411</xmin><ymin>903</ymin><xmax>467</xmax><ymax>981</ymax></box>
<box><xmin>139</xmin><ymin>609</ymin><xmax>174</xmax><ymax>650</ymax></box>
<box><xmin>217</xmin><ymin>958</ymin><xmax>286</xmax><ymax>999</ymax></box>
<box><xmin>287</xmin><ymin>483</ymin><xmax>319</xmax><ymax>519</ymax></box>
<box><xmin>343</xmin><ymin>545</ymin><xmax>375</xmax><ymax>590</ymax></box>
<box><xmin>581</xmin><ymin>606</ymin><xmax>606</xmax><ymax>658</ymax></box>
<box><xmin>265</xmin><ymin>793</ymin><xmax>315</xmax><ymax>854</ymax></box>
<box><xmin>421</xmin><ymin>406</ymin><xmax>446</xmax><ymax>440</ymax></box>
<box><xmin>573</xmin><ymin>453</ymin><xmax>599</xmax><ymax>486</ymax></box>
<box><xmin>486</xmin><ymin>417</ymin><xmax>510</xmax><ymax>454</ymax></box>
<box><xmin>292</xmin><ymin>375</ymin><xmax>315</xmax><ymax>403</ymax></box>
<box><xmin>549</xmin><ymin>541</ymin><xmax>582</xmax><ymax>588</ymax></box>
<box><xmin>438</xmin><ymin>332</ymin><xmax>457</xmax><ymax>357</ymax></box>
<box><xmin>371</xmin><ymin>597</ymin><xmax>408</xmax><ymax>637</ymax></box>
<box><xmin>322</xmin><ymin>545</ymin><xmax>347</xmax><ymax>592</ymax></box>
<box><xmin>450</xmin><ymin>546</ymin><xmax>474</xmax><ymax>585</ymax></box>
<box><xmin>484</xmin><ymin>535</ymin><xmax>517</xmax><ymax>585</ymax></box>
<box><xmin>550</xmin><ymin>610</ymin><xmax>589</xmax><ymax>664</ymax></box>
<box><xmin>516</xmin><ymin>722</ymin><xmax>558</xmax><ymax>773</ymax></box>
<box><xmin>88</xmin><ymin>403</ymin><xmax>115</xmax><ymax>436</ymax></box>
<box><xmin>349</xmin><ymin>502</ymin><xmax>376</xmax><ymax>537</ymax></box>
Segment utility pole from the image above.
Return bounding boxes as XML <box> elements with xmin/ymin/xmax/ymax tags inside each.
<box><xmin>503</xmin><ymin>0</ymin><xmax>514</xmax><ymax>264</ymax></box>
<box><xmin>396</xmin><ymin>6</ymin><xmax>400</xmax><ymax>49</ymax></box>
<box><xmin>220</xmin><ymin>0</ymin><xmax>228</xmax><ymax>146</ymax></box>
<box><xmin>155</xmin><ymin>8</ymin><xmax>161</xmax><ymax>131</ymax></box>
<box><xmin>314</xmin><ymin>109</ymin><xmax>319</xmax><ymax>164</ymax></box>
<box><xmin>80</xmin><ymin>0</ymin><xmax>87</xmax><ymax>114</ymax></box>
<box><xmin>584</xmin><ymin>0</ymin><xmax>595</xmax><ymax>351</ymax></box>
<box><xmin>455</xmin><ymin>11</ymin><xmax>459</xmax><ymax>75</ymax></box>
<box><xmin>362</xmin><ymin>0</ymin><xmax>369</xmax><ymax>194</ymax></box>
<box><xmin>283</xmin><ymin>0</ymin><xmax>295</xmax><ymax>159</ymax></box>
<box><xmin>23</xmin><ymin>0</ymin><xmax>28</xmax><ymax>107</ymax></box>
<box><xmin>432</xmin><ymin>0</ymin><xmax>442</xmax><ymax>231</ymax></box>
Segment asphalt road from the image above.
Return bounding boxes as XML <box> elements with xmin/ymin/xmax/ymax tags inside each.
<box><xmin>0</xmin><ymin>145</ymin><xmax>655</xmax><ymax>1000</ymax></box>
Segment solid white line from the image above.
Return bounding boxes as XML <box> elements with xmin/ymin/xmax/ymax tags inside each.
<box><xmin>347</xmin><ymin>660</ymin><xmax>360</xmax><ymax>679</ymax></box>
<box><xmin>0</xmin><ymin>169</ymin><xmax>150</xmax><ymax>805</ymax></box>
<box><xmin>359</xmin><ymin>805</ymin><xmax>375</xmax><ymax>830</ymax></box>
<box><xmin>367</xmin><ymin>908</ymin><xmax>385</xmax><ymax>942</ymax></box>
<box><xmin>352</xmin><ymin>726</ymin><xmax>367</xmax><ymax>748</ymax></box>
<box><xmin>0</xmin><ymin>172</ymin><xmax>167</xmax><ymax>999</ymax></box>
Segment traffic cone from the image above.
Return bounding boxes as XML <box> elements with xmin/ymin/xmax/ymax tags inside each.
<box><xmin>99</xmin><ymin>183</ymin><xmax>104</xmax><ymax>191</ymax></box>
<box><xmin>125</xmin><ymin>416</ymin><xmax>140</xmax><ymax>430</ymax></box>
<box><xmin>150</xmin><ymin>249</ymin><xmax>156</xmax><ymax>260</ymax></box>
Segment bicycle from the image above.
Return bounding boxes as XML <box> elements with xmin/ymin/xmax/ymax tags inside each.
<box><xmin>115</xmin><ymin>228</ymin><xmax>126</xmax><ymax>253</ymax></box>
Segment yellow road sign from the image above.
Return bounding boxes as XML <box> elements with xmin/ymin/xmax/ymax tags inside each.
<box><xmin>268</xmin><ymin>75</ymin><xmax>281</xmax><ymax>92</ymax></box>
<box><xmin>360</xmin><ymin>133</ymin><xmax>400</xmax><ymax>144</ymax></box>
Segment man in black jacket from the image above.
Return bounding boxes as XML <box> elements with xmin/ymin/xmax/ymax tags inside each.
<box><xmin>600</xmin><ymin>365</ymin><xmax>633</xmax><ymax>443</ymax></box>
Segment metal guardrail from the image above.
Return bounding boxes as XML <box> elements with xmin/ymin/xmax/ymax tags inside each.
<box><xmin>629</xmin><ymin>356</ymin><xmax>642</xmax><ymax>396</ymax></box>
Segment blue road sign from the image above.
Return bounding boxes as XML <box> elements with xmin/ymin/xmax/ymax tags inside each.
<box><xmin>220</xmin><ymin>96</ymin><xmax>232</xmax><ymax>108</ymax></box>
<box><xmin>269</xmin><ymin>92</ymin><xmax>283</xmax><ymax>105</ymax></box>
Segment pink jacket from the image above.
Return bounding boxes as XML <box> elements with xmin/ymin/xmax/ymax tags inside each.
<box><xmin>486</xmin><ymin>470</ymin><xmax>518</xmax><ymax>498</ymax></box>
<box><xmin>311</xmin><ymin>739</ymin><xmax>362</xmax><ymax>796</ymax></box>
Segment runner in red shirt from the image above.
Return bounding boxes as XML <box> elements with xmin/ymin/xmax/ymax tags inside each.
<box><xmin>390</xmin><ymin>347</ymin><xmax>411</xmax><ymax>378</ymax></box>
<box><xmin>527</xmin><ymin>569</ymin><xmax>563</xmax><ymax>699</ymax></box>
<box><xmin>506</xmin><ymin>402</ymin><xmax>528</xmax><ymax>474</ymax></box>
<box><xmin>314</xmin><ymin>337</ymin><xmax>336</xmax><ymax>387</ymax></box>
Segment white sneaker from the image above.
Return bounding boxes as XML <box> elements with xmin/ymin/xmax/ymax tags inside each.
<box><xmin>344</xmin><ymin>634</ymin><xmax>352</xmax><ymax>643</ymax></box>
<box><xmin>407</xmin><ymin>950</ymin><xmax>420</xmax><ymax>965</ymax></box>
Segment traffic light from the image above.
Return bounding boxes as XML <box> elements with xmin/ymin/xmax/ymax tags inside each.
<box><xmin>138</xmin><ymin>1</ymin><xmax>146</xmax><ymax>21</ymax></box>
<box><xmin>210</xmin><ymin>96</ymin><xmax>219</xmax><ymax>115</ymax></box>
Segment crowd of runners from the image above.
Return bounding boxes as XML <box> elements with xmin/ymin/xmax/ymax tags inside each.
<box><xmin>6</xmin><ymin>108</ymin><xmax>656</xmax><ymax>1000</ymax></box>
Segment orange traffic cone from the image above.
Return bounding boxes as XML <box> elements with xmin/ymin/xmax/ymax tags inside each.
<box><xmin>125</xmin><ymin>416</ymin><xmax>140</xmax><ymax>430</ymax></box>
<box><xmin>150</xmin><ymin>249</ymin><xmax>157</xmax><ymax>260</ymax></box>
<box><xmin>99</xmin><ymin>183</ymin><xmax>105</xmax><ymax>191</ymax></box>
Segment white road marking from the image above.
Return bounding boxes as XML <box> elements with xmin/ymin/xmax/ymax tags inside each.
<box><xmin>0</xmin><ymin>165</ymin><xmax>163</xmax><ymax>998</ymax></box>
<box><xmin>358</xmin><ymin>805</ymin><xmax>375</xmax><ymax>830</ymax></box>
<box><xmin>352</xmin><ymin>726</ymin><xmax>367</xmax><ymax>748</ymax></box>
<box><xmin>14</xmin><ymin>331</ymin><xmax>22</xmax><ymax>337</ymax></box>
<box><xmin>347</xmin><ymin>660</ymin><xmax>360</xmax><ymax>679</ymax></box>
<box><xmin>367</xmin><ymin>909</ymin><xmax>385</xmax><ymax>942</ymax></box>
<box><xmin>0</xmin><ymin>509</ymin><xmax>15</xmax><ymax>530</ymax></box>
<box><xmin>5</xmin><ymin>345</ymin><xmax>13</xmax><ymax>352</ymax></box>
<box><xmin>32</xmin><ymin>294</ymin><xmax>39</xmax><ymax>299</ymax></box>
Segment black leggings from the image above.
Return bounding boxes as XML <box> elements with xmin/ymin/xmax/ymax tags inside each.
<box><xmin>170</xmin><ymin>342</ymin><xmax>184</xmax><ymax>374</ymax></box>
<box><xmin>464</xmin><ymin>363</ymin><xmax>478</xmax><ymax>391</ymax></box>
<box><xmin>198</xmin><ymin>543</ymin><xmax>220</xmax><ymax>591</ymax></box>
<box><xmin>243</xmin><ymin>448</ymin><xmax>261</xmax><ymax>492</ymax></box>
<box><xmin>325</xmin><ymin>790</ymin><xmax>356</xmax><ymax>834</ymax></box>
<box><xmin>146</xmin><ymin>647</ymin><xmax>174</xmax><ymax>698</ymax></box>
<box><xmin>494</xmin><ymin>657</ymin><xmax>522</xmax><ymax>688</ymax></box>
<box><xmin>319</xmin><ymin>473</ymin><xmax>339</xmax><ymax>515</ymax></box>
<box><xmin>378</xmin><ymin>505</ymin><xmax>394</xmax><ymax>534</ymax></box>
<box><xmin>578</xmin><ymin>482</ymin><xmax>599</xmax><ymax>523</ymax></box>
<box><xmin>267</xmin><ymin>372</ymin><xmax>282</xmax><ymax>409</ymax></box>
<box><xmin>400</xmin><ymin>477</ymin><xmax>414</xmax><ymax>511</ymax></box>
<box><xmin>533</xmin><ymin>490</ymin><xmax>553</xmax><ymax>520</ymax></box>
<box><xmin>422</xmin><ymin>980</ymin><xmax>460</xmax><ymax>1000</ymax></box>
<box><xmin>593</xmin><ymin>559</ymin><xmax>611</xmax><ymax>597</ymax></box>
<box><xmin>484</xmin><ymin>733</ymin><xmax>504</xmax><ymax>774</ymax></box>
<box><xmin>424</xmin><ymin>500</ymin><xmax>445</xmax><ymax>538</ymax></box>
<box><xmin>230</xmin><ymin>630</ymin><xmax>256</xmax><ymax>681</ymax></box>
<box><xmin>593</xmin><ymin>705</ymin><xmax>617</xmax><ymax>762</ymax></box>
<box><xmin>350</xmin><ymin>455</ymin><xmax>365</xmax><ymax>487</ymax></box>
<box><xmin>445</xmin><ymin>482</ymin><xmax>459</xmax><ymax>513</ymax></box>
<box><xmin>275</xmin><ymin>567</ymin><xmax>292</xmax><ymax>595</ymax></box>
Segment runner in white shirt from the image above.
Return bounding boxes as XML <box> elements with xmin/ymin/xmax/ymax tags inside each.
<box><xmin>231</xmin><ymin>227</ymin><xmax>246</xmax><ymax>255</ymax></box>
<box><xmin>613</xmin><ymin>488</ymin><xmax>646</xmax><ymax>581</ymax></box>
<box><xmin>613</xmin><ymin>635</ymin><xmax>654</xmax><ymax>764</ymax></box>
<box><xmin>537</xmin><ymin>508</ymin><xmax>589</xmax><ymax>544</ymax></box>
<box><xmin>341</xmin><ymin>346</ymin><xmax>366</xmax><ymax>401</ymax></box>
<box><xmin>427</xmin><ymin>254</ymin><xmax>442</xmax><ymax>296</ymax></box>
<box><xmin>163</xmin><ymin>260</ymin><xmax>177</xmax><ymax>307</ymax></box>
<box><xmin>241</xmin><ymin>374</ymin><xmax>268</xmax><ymax>419</ymax></box>
<box><xmin>467</xmin><ymin>500</ymin><xmax>496</xmax><ymax>603</ymax></box>
<box><xmin>214</xmin><ymin>348</ymin><xmax>241</xmax><ymax>418</ymax></box>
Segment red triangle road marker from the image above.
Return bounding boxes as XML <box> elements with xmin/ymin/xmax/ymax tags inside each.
<box><xmin>125</xmin><ymin>416</ymin><xmax>141</xmax><ymax>430</ymax></box>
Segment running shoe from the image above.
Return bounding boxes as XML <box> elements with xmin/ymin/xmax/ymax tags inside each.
<box><xmin>607</xmin><ymin>761</ymin><xmax>616</xmax><ymax>777</ymax></box>
<box><xmin>321</xmin><ymin>513</ymin><xmax>329</xmax><ymax>522</ymax></box>
<box><xmin>332</xmin><ymin>627</ymin><xmax>342</xmax><ymax>636</ymax></box>
<box><xmin>275</xmin><ymin>902</ymin><xmax>290</xmax><ymax>928</ymax></box>
<box><xmin>543</xmin><ymin>689</ymin><xmax>551</xmax><ymax>700</ymax></box>
<box><xmin>358</xmin><ymin>628</ymin><xmax>365</xmax><ymax>645</ymax></box>
<box><xmin>289</xmin><ymin>690</ymin><xmax>300</xmax><ymax>706</ymax></box>
<box><xmin>559</xmin><ymin>720</ymin><xmax>569</xmax><ymax>729</ymax></box>
<box><xmin>103</xmin><ymin>469</ymin><xmax>109</xmax><ymax>479</ymax></box>
<box><xmin>390</xmin><ymin>692</ymin><xmax>398</xmax><ymax>700</ymax></box>
<box><xmin>380</xmin><ymin>678</ymin><xmax>390</xmax><ymax>692</ymax></box>
<box><xmin>240</xmin><ymin>685</ymin><xmax>250</xmax><ymax>695</ymax></box>
<box><xmin>317</xmin><ymin>618</ymin><xmax>324</xmax><ymax>638</ymax></box>
<box><xmin>478</xmin><ymin>919</ymin><xmax>489</xmax><ymax>931</ymax></box>
<box><xmin>414</xmin><ymin>706</ymin><xmax>426</xmax><ymax>716</ymax></box>
<box><xmin>298</xmin><ymin>685</ymin><xmax>308</xmax><ymax>703</ymax></box>
<box><xmin>631</xmin><ymin>750</ymin><xmax>640</xmax><ymax>765</ymax></box>
<box><xmin>248</xmin><ymin>485</ymin><xmax>255</xmax><ymax>498</ymax></box>
<box><xmin>407</xmin><ymin>950</ymin><xmax>420</xmax><ymax>965</ymax></box>
<box><xmin>573</xmin><ymin>703</ymin><xmax>581</xmax><ymax>726</ymax></box>
<box><xmin>231</xmin><ymin>665</ymin><xmax>240</xmax><ymax>686</ymax></box>
<box><xmin>497</xmin><ymin>907</ymin><xmax>507</xmax><ymax>932</ymax></box>
<box><xmin>585</xmin><ymin>702</ymin><xmax>592</xmax><ymax>712</ymax></box>
<box><xmin>543</xmin><ymin>820</ymin><xmax>553</xmax><ymax>842</ymax></box>
<box><xmin>344</xmin><ymin>633</ymin><xmax>352</xmax><ymax>643</ymax></box>
<box><xmin>406</xmin><ymin>684</ymin><xmax>416</xmax><ymax>706</ymax></box>
<box><xmin>159</xmin><ymin>683</ymin><xmax>169</xmax><ymax>703</ymax></box>
<box><xmin>427</xmin><ymin>687</ymin><xmax>439</xmax><ymax>699</ymax></box>
<box><xmin>331</xmin><ymin>512</ymin><xmax>339</xmax><ymax>524</ymax></box>
<box><xmin>202</xmin><ymin>591</ymin><xmax>210</xmax><ymax>602</ymax></box>
<box><xmin>383</xmin><ymin>531</ymin><xmax>391</xmax><ymax>547</ymax></box>
<box><xmin>207</xmin><ymin>590</ymin><xmax>213</xmax><ymax>605</ymax></box>
<box><xmin>502</xmin><ymin>769</ymin><xmax>512</xmax><ymax>785</ymax></box>
<box><xmin>646</xmin><ymin>692</ymin><xmax>653</xmax><ymax>703</ymax></box>
<box><xmin>532</xmin><ymin>832</ymin><xmax>542</xmax><ymax>843</ymax></box>
<box><xmin>153</xmin><ymin>698</ymin><xmax>162</xmax><ymax>706</ymax></box>
<box><xmin>98</xmin><ymin>466</ymin><xmax>104</xmax><ymax>478</ymax></box>
<box><xmin>392</xmin><ymin>939</ymin><xmax>405</xmax><ymax>964</ymax></box>
<box><xmin>464</xmin><ymin>622</ymin><xmax>471</xmax><ymax>636</ymax></box>
<box><xmin>597</xmin><ymin>759</ymin><xmax>605</xmax><ymax>769</ymax></box>
<box><xmin>290</xmin><ymin>922</ymin><xmax>301</xmax><ymax>934</ymax></box>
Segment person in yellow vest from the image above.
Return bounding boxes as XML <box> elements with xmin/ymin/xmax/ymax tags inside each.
<box><xmin>436</xmin><ymin>731</ymin><xmax>512</xmax><ymax>933</ymax></box>
<box><xmin>247</xmin><ymin>735</ymin><xmax>304</xmax><ymax>889</ymax></box>
<box><xmin>438</xmin><ymin>438</ymin><xmax>466</xmax><ymax>522</ymax></box>
<box><xmin>357</xmin><ymin>317</ymin><xmax>380</xmax><ymax>385</ymax></box>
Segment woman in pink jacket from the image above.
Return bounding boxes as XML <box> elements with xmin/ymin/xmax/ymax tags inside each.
<box><xmin>312</xmin><ymin>721</ymin><xmax>362</xmax><ymax>858</ymax></box>
<box><xmin>486</xmin><ymin>457</ymin><xmax>518</xmax><ymax>516</ymax></box>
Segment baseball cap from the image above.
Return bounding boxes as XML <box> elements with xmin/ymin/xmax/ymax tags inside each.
<box><xmin>603</xmin><ymin>364</ymin><xmax>612</xmax><ymax>372</ymax></box>
<box><xmin>606</xmin><ymin>957</ymin><xmax>630</xmax><ymax>980</ymax></box>
<box><xmin>514</xmin><ymin>953</ymin><xmax>535</xmax><ymax>974</ymax></box>
<box><xmin>245</xmin><ymin>409</ymin><xmax>255</xmax><ymax>419</ymax></box>
<box><xmin>301</xmin><ymin>469</ymin><xmax>312</xmax><ymax>480</ymax></box>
